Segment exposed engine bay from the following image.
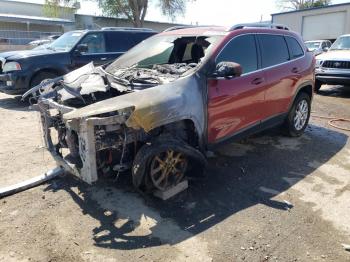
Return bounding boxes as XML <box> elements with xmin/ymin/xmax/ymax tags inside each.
<box><xmin>30</xmin><ymin>62</ymin><xmax>198</xmax><ymax>109</ymax></box>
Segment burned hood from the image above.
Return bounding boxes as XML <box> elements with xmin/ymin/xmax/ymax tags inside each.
<box><xmin>22</xmin><ymin>62</ymin><xmax>108</xmax><ymax>101</ymax></box>
<box><xmin>63</xmin><ymin>74</ymin><xmax>203</xmax><ymax>133</ymax></box>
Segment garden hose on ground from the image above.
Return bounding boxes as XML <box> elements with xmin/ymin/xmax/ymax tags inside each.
<box><xmin>311</xmin><ymin>112</ymin><xmax>350</xmax><ymax>132</ymax></box>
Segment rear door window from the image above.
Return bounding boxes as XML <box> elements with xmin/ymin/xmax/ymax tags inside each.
<box><xmin>105</xmin><ymin>32</ymin><xmax>134</xmax><ymax>52</ymax></box>
<box><xmin>285</xmin><ymin>36</ymin><xmax>304</xmax><ymax>59</ymax></box>
<box><xmin>258</xmin><ymin>34</ymin><xmax>289</xmax><ymax>68</ymax></box>
<box><xmin>105</xmin><ymin>31</ymin><xmax>154</xmax><ymax>52</ymax></box>
<box><xmin>216</xmin><ymin>34</ymin><xmax>258</xmax><ymax>74</ymax></box>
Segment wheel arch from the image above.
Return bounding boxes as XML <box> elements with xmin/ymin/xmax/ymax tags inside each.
<box><xmin>147</xmin><ymin>118</ymin><xmax>205</xmax><ymax>151</ymax></box>
<box><xmin>288</xmin><ymin>81</ymin><xmax>314</xmax><ymax>112</ymax></box>
<box><xmin>29</xmin><ymin>67</ymin><xmax>67</xmax><ymax>87</ymax></box>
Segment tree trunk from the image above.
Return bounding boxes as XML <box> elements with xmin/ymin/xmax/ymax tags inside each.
<box><xmin>128</xmin><ymin>0</ymin><xmax>147</xmax><ymax>27</ymax></box>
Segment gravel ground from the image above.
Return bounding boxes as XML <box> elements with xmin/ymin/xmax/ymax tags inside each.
<box><xmin>0</xmin><ymin>85</ymin><xmax>350</xmax><ymax>262</ymax></box>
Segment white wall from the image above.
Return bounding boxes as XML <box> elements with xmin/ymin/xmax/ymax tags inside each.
<box><xmin>272</xmin><ymin>4</ymin><xmax>350</xmax><ymax>41</ymax></box>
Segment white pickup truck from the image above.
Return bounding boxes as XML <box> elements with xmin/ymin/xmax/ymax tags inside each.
<box><xmin>315</xmin><ymin>34</ymin><xmax>350</xmax><ymax>92</ymax></box>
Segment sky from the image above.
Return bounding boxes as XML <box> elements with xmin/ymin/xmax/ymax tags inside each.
<box><xmin>10</xmin><ymin>0</ymin><xmax>350</xmax><ymax>26</ymax></box>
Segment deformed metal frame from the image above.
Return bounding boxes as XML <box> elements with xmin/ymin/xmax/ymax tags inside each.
<box><xmin>38</xmin><ymin>98</ymin><xmax>127</xmax><ymax>184</ymax></box>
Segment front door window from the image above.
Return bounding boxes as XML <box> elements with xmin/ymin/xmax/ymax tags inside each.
<box><xmin>79</xmin><ymin>33</ymin><xmax>106</xmax><ymax>54</ymax></box>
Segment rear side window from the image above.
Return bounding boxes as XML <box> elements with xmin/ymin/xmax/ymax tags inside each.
<box><xmin>259</xmin><ymin>35</ymin><xmax>289</xmax><ymax>68</ymax></box>
<box><xmin>216</xmin><ymin>34</ymin><xmax>258</xmax><ymax>74</ymax></box>
<box><xmin>105</xmin><ymin>31</ymin><xmax>154</xmax><ymax>52</ymax></box>
<box><xmin>285</xmin><ymin>36</ymin><xmax>304</xmax><ymax>59</ymax></box>
<box><xmin>105</xmin><ymin>32</ymin><xmax>134</xmax><ymax>52</ymax></box>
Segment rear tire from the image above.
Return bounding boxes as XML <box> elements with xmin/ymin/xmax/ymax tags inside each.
<box><xmin>283</xmin><ymin>92</ymin><xmax>311</xmax><ymax>137</ymax></box>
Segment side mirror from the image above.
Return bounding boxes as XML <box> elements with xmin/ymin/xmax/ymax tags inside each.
<box><xmin>214</xmin><ymin>61</ymin><xmax>242</xmax><ymax>78</ymax></box>
<box><xmin>323</xmin><ymin>47</ymin><xmax>329</xmax><ymax>52</ymax></box>
<box><xmin>74</xmin><ymin>44</ymin><xmax>88</xmax><ymax>55</ymax></box>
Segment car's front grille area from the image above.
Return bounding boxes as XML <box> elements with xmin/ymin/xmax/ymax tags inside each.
<box><xmin>322</xmin><ymin>60</ymin><xmax>350</xmax><ymax>69</ymax></box>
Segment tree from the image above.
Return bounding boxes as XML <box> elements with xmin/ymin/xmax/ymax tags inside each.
<box><xmin>277</xmin><ymin>0</ymin><xmax>331</xmax><ymax>10</ymax></box>
<box><xmin>97</xmin><ymin>0</ymin><xmax>190</xmax><ymax>28</ymax></box>
<box><xmin>43</xmin><ymin>0</ymin><xmax>78</xmax><ymax>18</ymax></box>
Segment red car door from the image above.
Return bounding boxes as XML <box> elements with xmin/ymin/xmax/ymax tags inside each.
<box><xmin>207</xmin><ymin>34</ymin><xmax>266</xmax><ymax>144</ymax></box>
<box><xmin>257</xmin><ymin>34</ymin><xmax>304</xmax><ymax>119</ymax></box>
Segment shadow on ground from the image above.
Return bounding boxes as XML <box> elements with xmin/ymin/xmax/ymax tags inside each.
<box><xmin>318</xmin><ymin>84</ymin><xmax>350</xmax><ymax>98</ymax></box>
<box><xmin>44</xmin><ymin>124</ymin><xmax>348</xmax><ymax>250</ymax></box>
<box><xmin>0</xmin><ymin>95</ymin><xmax>32</xmax><ymax>111</ymax></box>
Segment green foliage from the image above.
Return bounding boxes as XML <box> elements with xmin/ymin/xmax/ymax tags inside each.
<box><xmin>43</xmin><ymin>0</ymin><xmax>77</xmax><ymax>18</ymax></box>
<box><xmin>158</xmin><ymin>0</ymin><xmax>186</xmax><ymax>19</ymax></box>
<box><xmin>277</xmin><ymin>0</ymin><xmax>331</xmax><ymax>11</ymax></box>
<box><xmin>97</xmin><ymin>0</ymin><xmax>191</xmax><ymax>27</ymax></box>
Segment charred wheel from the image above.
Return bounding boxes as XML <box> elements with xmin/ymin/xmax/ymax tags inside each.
<box><xmin>132</xmin><ymin>137</ymin><xmax>206</xmax><ymax>193</ymax></box>
<box><xmin>149</xmin><ymin>149</ymin><xmax>188</xmax><ymax>191</ymax></box>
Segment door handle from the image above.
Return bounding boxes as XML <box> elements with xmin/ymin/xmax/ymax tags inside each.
<box><xmin>100</xmin><ymin>57</ymin><xmax>107</xmax><ymax>61</ymax></box>
<box><xmin>251</xmin><ymin>77</ymin><xmax>264</xmax><ymax>85</ymax></box>
<box><xmin>291</xmin><ymin>67</ymin><xmax>300</xmax><ymax>73</ymax></box>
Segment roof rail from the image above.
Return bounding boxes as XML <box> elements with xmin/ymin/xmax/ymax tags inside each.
<box><xmin>101</xmin><ymin>27</ymin><xmax>156</xmax><ymax>32</ymax></box>
<box><xmin>163</xmin><ymin>25</ymin><xmax>199</xmax><ymax>32</ymax></box>
<box><xmin>229</xmin><ymin>23</ymin><xmax>290</xmax><ymax>31</ymax></box>
<box><xmin>163</xmin><ymin>25</ymin><xmax>221</xmax><ymax>32</ymax></box>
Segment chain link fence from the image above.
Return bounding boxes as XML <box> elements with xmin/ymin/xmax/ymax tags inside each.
<box><xmin>0</xmin><ymin>30</ymin><xmax>61</xmax><ymax>51</ymax></box>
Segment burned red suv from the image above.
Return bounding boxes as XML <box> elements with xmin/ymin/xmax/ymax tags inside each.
<box><xmin>24</xmin><ymin>23</ymin><xmax>315</xmax><ymax>197</ymax></box>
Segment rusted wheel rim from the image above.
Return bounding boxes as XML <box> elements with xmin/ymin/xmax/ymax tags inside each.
<box><xmin>149</xmin><ymin>150</ymin><xmax>188</xmax><ymax>191</ymax></box>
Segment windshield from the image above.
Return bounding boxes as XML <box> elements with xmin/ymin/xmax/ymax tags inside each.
<box><xmin>106</xmin><ymin>34</ymin><xmax>224</xmax><ymax>74</ymax></box>
<box><xmin>305</xmin><ymin>41</ymin><xmax>321</xmax><ymax>51</ymax></box>
<box><xmin>48</xmin><ymin>31</ymin><xmax>84</xmax><ymax>52</ymax></box>
<box><xmin>330</xmin><ymin>36</ymin><xmax>350</xmax><ymax>50</ymax></box>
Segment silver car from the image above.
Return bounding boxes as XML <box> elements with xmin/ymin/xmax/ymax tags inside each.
<box><xmin>305</xmin><ymin>40</ymin><xmax>332</xmax><ymax>56</ymax></box>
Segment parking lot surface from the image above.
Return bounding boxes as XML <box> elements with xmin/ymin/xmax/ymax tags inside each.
<box><xmin>0</xmin><ymin>86</ymin><xmax>350</xmax><ymax>262</ymax></box>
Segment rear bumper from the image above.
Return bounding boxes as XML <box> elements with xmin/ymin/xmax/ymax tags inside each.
<box><xmin>0</xmin><ymin>71</ymin><xmax>29</xmax><ymax>95</ymax></box>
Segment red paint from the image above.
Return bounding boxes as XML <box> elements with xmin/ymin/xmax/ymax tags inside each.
<box><xmin>207</xmin><ymin>72</ymin><xmax>266</xmax><ymax>143</ymax></box>
<box><xmin>206</xmin><ymin>29</ymin><xmax>315</xmax><ymax>144</ymax></box>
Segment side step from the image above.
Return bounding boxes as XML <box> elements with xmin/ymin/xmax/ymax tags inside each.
<box><xmin>0</xmin><ymin>167</ymin><xmax>64</xmax><ymax>198</ymax></box>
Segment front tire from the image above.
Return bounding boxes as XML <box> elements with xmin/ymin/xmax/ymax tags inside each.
<box><xmin>314</xmin><ymin>80</ymin><xmax>322</xmax><ymax>93</ymax></box>
<box><xmin>29</xmin><ymin>72</ymin><xmax>58</xmax><ymax>103</ymax></box>
<box><xmin>132</xmin><ymin>137</ymin><xmax>206</xmax><ymax>193</ymax></box>
<box><xmin>283</xmin><ymin>92</ymin><xmax>311</xmax><ymax>137</ymax></box>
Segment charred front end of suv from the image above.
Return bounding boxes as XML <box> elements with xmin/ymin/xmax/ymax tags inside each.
<box><xmin>25</xmin><ymin>60</ymin><xmax>208</xmax><ymax>189</ymax></box>
<box><xmin>37</xmin><ymin>98</ymin><xmax>138</xmax><ymax>183</ymax></box>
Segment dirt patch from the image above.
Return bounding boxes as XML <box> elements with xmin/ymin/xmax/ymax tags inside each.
<box><xmin>1</xmin><ymin>89</ymin><xmax>350</xmax><ymax>261</ymax></box>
